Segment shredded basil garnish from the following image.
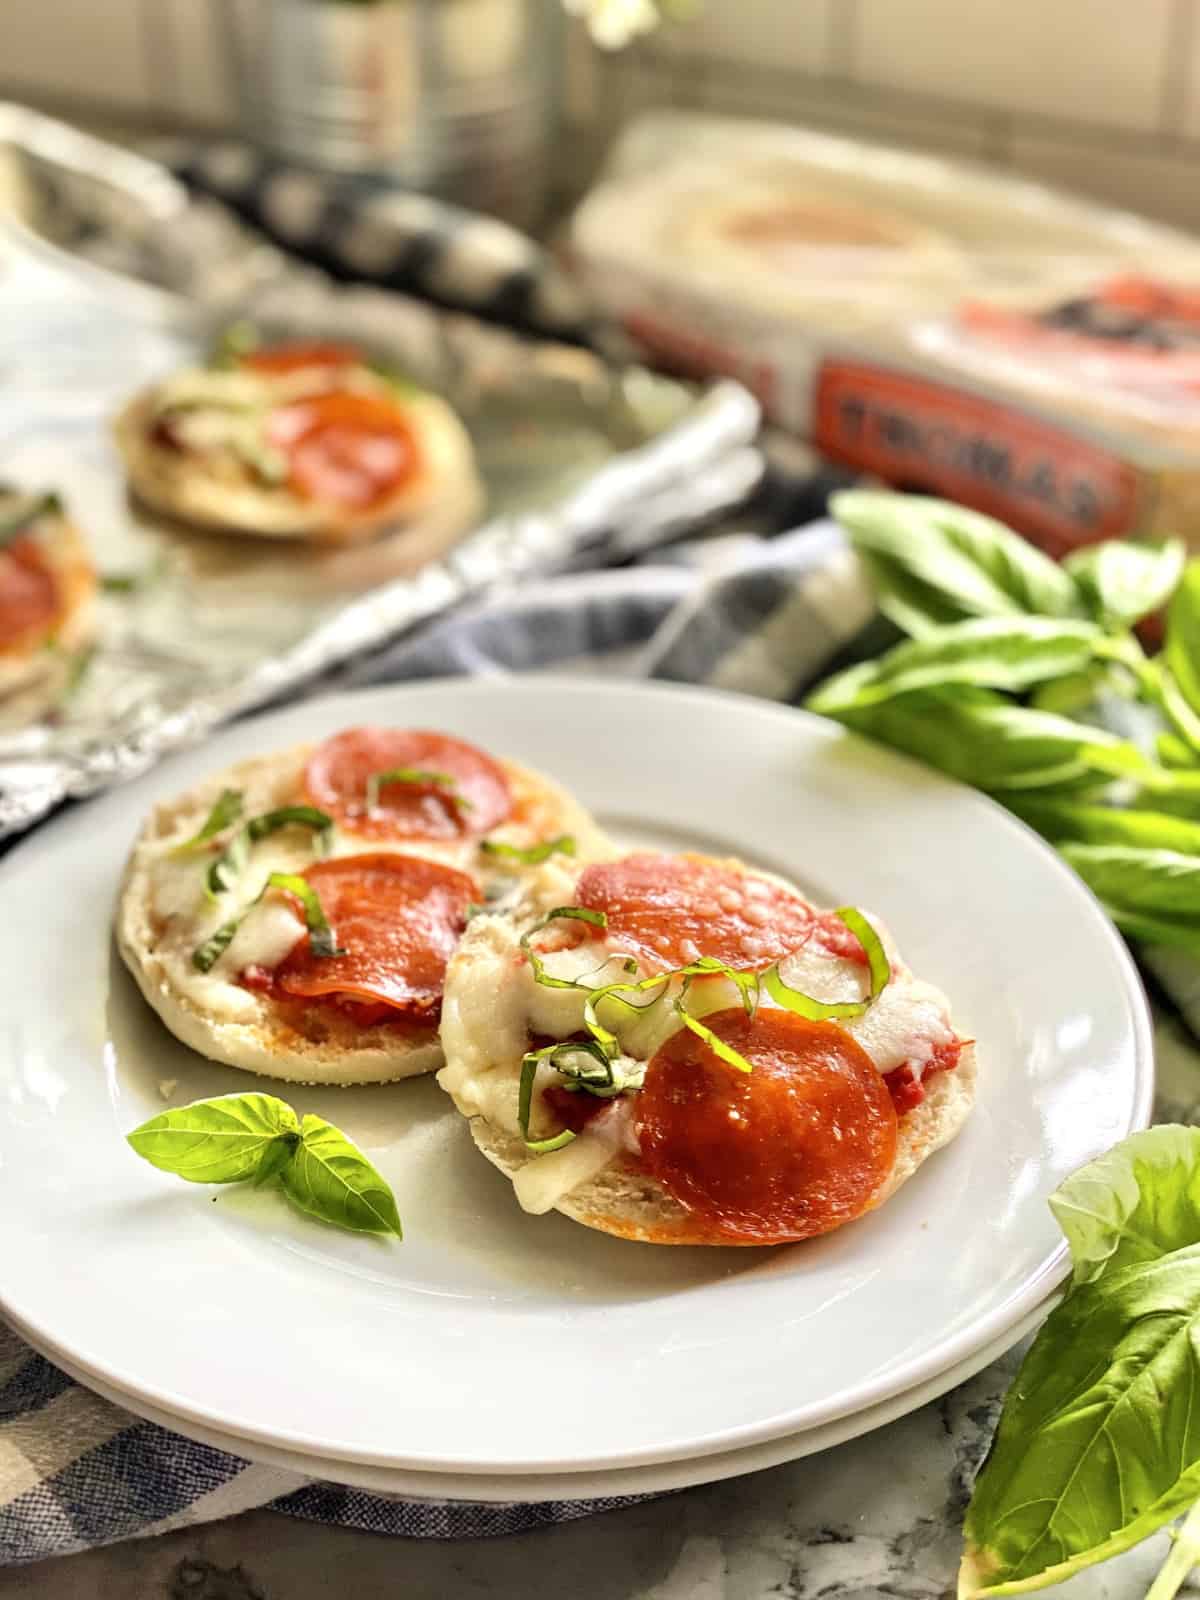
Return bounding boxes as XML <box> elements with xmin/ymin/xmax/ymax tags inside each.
<box><xmin>515</xmin><ymin>904</ymin><xmax>893</xmax><ymax>1149</ymax></box>
<box><xmin>762</xmin><ymin>908</ymin><xmax>891</xmax><ymax>1021</ymax></box>
<box><xmin>0</xmin><ymin>491</ymin><xmax>62</xmax><ymax>548</ymax></box>
<box><xmin>481</xmin><ymin>835</ymin><xmax>576</xmax><ymax>866</ymax></box>
<box><xmin>266</xmin><ymin>872</ymin><xmax>346</xmax><ymax>959</ymax></box>
<box><xmin>518</xmin><ymin>906</ymin><xmax>608</xmax><ymax>990</ymax></box>
<box><xmin>173</xmin><ymin>789</ymin><xmax>244</xmax><ymax>856</ymax></box>
<box><xmin>192</xmin><ymin>871</ymin><xmax>345</xmax><ymax>973</ymax></box>
<box><xmin>673</xmin><ymin>984</ymin><xmax>754</xmax><ymax>1074</ymax></box>
<box><xmin>365</xmin><ymin>767</ymin><xmax>473</xmax><ymax>815</ymax></box>
<box><xmin>207</xmin><ymin>806</ymin><xmax>333</xmax><ymax>897</ymax></box>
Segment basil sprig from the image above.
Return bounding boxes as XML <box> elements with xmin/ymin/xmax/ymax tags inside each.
<box><xmin>960</xmin><ymin>1127</ymin><xmax>1200</xmax><ymax>1597</ymax></box>
<box><xmin>809</xmin><ymin>495</ymin><xmax>1200</xmax><ymax>962</ymax></box>
<box><xmin>207</xmin><ymin>805</ymin><xmax>333</xmax><ymax>897</ymax></box>
<box><xmin>516</xmin><ymin>907</ymin><xmax>891</xmax><ymax>1151</ymax></box>
<box><xmin>365</xmin><ymin>767</ymin><xmax>472</xmax><ymax>815</ymax></box>
<box><xmin>481</xmin><ymin>835</ymin><xmax>576</xmax><ymax>866</ymax></box>
<box><xmin>127</xmin><ymin>1092</ymin><xmax>401</xmax><ymax>1236</ymax></box>
<box><xmin>193</xmin><ymin>871</ymin><xmax>344</xmax><ymax>973</ymax></box>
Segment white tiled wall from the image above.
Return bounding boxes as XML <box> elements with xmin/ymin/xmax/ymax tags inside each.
<box><xmin>3</xmin><ymin>0</ymin><xmax>1200</xmax><ymax>232</ymax></box>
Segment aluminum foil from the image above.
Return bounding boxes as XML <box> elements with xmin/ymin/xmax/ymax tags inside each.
<box><xmin>0</xmin><ymin>108</ymin><xmax>761</xmax><ymax>837</ymax></box>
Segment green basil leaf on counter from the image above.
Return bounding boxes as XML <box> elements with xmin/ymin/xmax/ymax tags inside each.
<box><xmin>959</xmin><ymin>1243</ymin><xmax>1200</xmax><ymax>1597</ymax></box>
<box><xmin>1064</xmin><ymin>537</ymin><xmax>1186</xmax><ymax>630</ymax></box>
<box><xmin>1009</xmin><ymin>797</ymin><xmax>1200</xmax><ymax>856</ymax></box>
<box><xmin>281</xmin><ymin>1114</ymin><xmax>402</xmax><ymax>1236</ymax></box>
<box><xmin>172</xmin><ymin>788</ymin><xmax>244</xmax><ymax>855</ymax></box>
<box><xmin>807</xmin><ymin>618</ymin><xmax>1107</xmax><ymax>714</ymax></box>
<box><xmin>831</xmin><ymin>491</ymin><xmax>1082</xmax><ymax>623</ymax></box>
<box><xmin>127</xmin><ymin>1093</ymin><xmax>300</xmax><ymax>1184</ymax></box>
<box><xmin>1059</xmin><ymin>844</ymin><xmax>1200</xmax><ymax>955</ymax></box>
<box><xmin>853</xmin><ymin>547</ymin><xmax>969</xmax><ymax>638</ymax></box>
<box><xmin>809</xmin><ymin>690</ymin><xmax>1151</xmax><ymax>794</ymax></box>
<box><xmin>1159</xmin><ymin>731</ymin><xmax>1200</xmax><ymax>769</ymax></box>
<box><xmin>1167</xmin><ymin>561</ymin><xmax>1200</xmax><ymax>722</ymax></box>
<box><xmin>1048</xmin><ymin>1126</ymin><xmax>1200</xmax><ymax>1287</ymax></box>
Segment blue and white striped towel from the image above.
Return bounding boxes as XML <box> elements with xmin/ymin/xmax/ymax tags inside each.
<box><xmin>0</xmin><ymin>521</ymin><xmax>1195</xmax><ymax>1566</ymax></box>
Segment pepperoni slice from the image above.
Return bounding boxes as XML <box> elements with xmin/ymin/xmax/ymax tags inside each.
<box><xmin>575</xmin><ymin>854</ymin><xmax>814</xmax><ymax>974</ymax></box>
<box><xmin>635</xmin><ymin>1008</ymin><xmax>897</xmax><ymax>1245</ymax></box>
<box><xmin>271</xmin><ymin>853</ymin><xmax>476</xmax><ymax>1016</ymax></box>
<box><xmin>303</xmin><ymin>727</ymin><xmax>512</xmax><ymax>841</ymax></box>
<box><xmin>0</xmin><ymin>538</ymin><xmax>58</xmax><ymax>650</ymax></box>
<box><xmin>240</xmin><ymin>341</ymin><xmax>363</xmax><ymax>375</ymax></box>
<box><xmin>266</xmin><ymin>391</ymin><xmax>418</xmax><ymax>509</ymax></box>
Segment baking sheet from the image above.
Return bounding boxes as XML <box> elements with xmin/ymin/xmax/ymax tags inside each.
<box><xmin>0</xmin><ymin>107</ymin><xmax>761</xmax><ymax>836</ymax></box>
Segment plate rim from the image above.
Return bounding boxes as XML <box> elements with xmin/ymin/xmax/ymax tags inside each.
<box><xmin>0</xmin><ymin>676</ymin><xmax>1157</xmax><ymax>1474</ymax></box>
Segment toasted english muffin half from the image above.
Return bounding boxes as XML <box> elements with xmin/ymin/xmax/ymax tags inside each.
<box><xmin>116</xmin><ymin>729</ymin><xmax>613</xmax><ymax>1085</ymax></box>
<box><xmin>0</xmin><ymin>490</ymin><xmax>96</xmax><ymax>729</ymax></box>
<box><xmin>438</xmin><ymin>851</ymin><xmax>977</xmax><ymax>1245</ymax></box>
<box><xmin>114</xmin><ymin>346</ymin><xmax>478</xmax><ymax>546</ymax></box>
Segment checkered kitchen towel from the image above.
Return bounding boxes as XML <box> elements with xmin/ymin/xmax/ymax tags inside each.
<box><xmin>1</xmin><ymin>520</ymin><xmax>1196</xmax><ymax>1564</ymax></box>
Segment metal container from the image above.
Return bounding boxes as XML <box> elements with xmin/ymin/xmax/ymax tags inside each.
<box><xmin>218</xmin><ymin>0</ymin><xmax>560</xmax><ymax>228</ymax></box>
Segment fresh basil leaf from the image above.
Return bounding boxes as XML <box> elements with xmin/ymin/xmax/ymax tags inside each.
<box><xmin>172</xmin><ymin>788</ymin><xmax>244</xmax><ymax>856</ymax></box>
<box><xmin>518</xmin><ymin>1045</ymin><xmax>581</xmax><ymax>1153</ymax></box>
<box><xmin>253</xmin><ymin>1132</ymin><xmax>300</xmax><ymax>1188</ymax></box>
<box><xmin>1159</xmin><ymin>732</ymin><xmax>1200</xmax><ymax>770</ymax></box>
<box><xmin>763</xmin><ymin>907</ymin><xmax>890</xmax><ymax>1020</ymax></box>
<box><xmin>854</xmin><ymin>547</ymin><xmax>968</xmax><ymax>638</ymax></box>
<box><xmin>481</xmin><ymin>835</ymin><xmax>576</xmax><ymax>866</ymax></box>
<box><xmin>831</xmin><ymin>491</ymin><xmax>1081</xmax><ymax>623</ymax></box>
<box><xmin>807</xmin><ymin>618</ymin><xmax>1106</xmax><ymax>714</ymax></box>
<box><xmin>281</xmin><ymin>1113</ymin><xmax>402</xmax><ymax>1236</ymax></box>
<box><xmin>960</xmin><ymin>1242</ymin><xmax>1200</xmax><ymax>1597</ymax></box>
<box><xmin>1059</xmin><ymin>844</ymin><xmax>1200</xmax><ymax>955</ymax></box>
<box><xmin>207</xmin><ymin>805</ymin><xmax>333</xmax><ymax>896</ymax></box>
<box><xmin>1166</xmin><ymin>561</ymin><xmax>1200</xmax><ymax>723</ymax></box>
<box><xmin>1030</xmin><ymin>662</ymin><xmax>1141</xmax><ymax>716</ymax></box>
<box><xmin>1049</xmin><ymin>1126</ymin><xmax>1200</xmax><ymax>1287</ymax></box>
<box><xmin>1064</xmin><ymin>538</ymin><xmax>1186</xmax><ymax>630</ymax></box>
<box><xmin>519</xmin><ymin>906</ymin><xmax>608</xmax><ymax>990</ymax></box>
<box><xmin>266</xmin><ymin>872</ymin><xmax>345</xmax><ymax>959</ymax></box>
<box><xmin>127</xmin><ymin>1093</ymin><xmax>300</xmax><ymax>1184</ymax></box>
<box><xmin>813</xmin><ymin>691</ymin><xmax>1150</xmax><ymax>794</ymax></box>
<box><xmin>0</xmin><ymin>490</ymin><xmax>62</xmax><ymax>547</ymax></box>
<box><xmin>365</xmin><ymin>766</ymin><xmax>472</xmax><ymax>814</ymax></box>
<box><xmin>1010</xmin><ymin>797</ymin><xmax>1200</xmax><ymax>856</ymax></box>
<box><xmin>1157</xmin><ymin>664</ymin><xmax>1200</xmax><ymax>757</ymax></box>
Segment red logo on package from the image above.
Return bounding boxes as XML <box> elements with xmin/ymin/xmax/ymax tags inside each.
<box><xmin>814</xmin><ymin>361</ymin><xmax>1141</xmax><ymax>558</ymax></box>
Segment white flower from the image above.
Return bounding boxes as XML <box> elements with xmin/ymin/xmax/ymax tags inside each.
<box><xmin>563</xmin><ymin>0</ymin><xmax>663</xmax><ymax>50</ymax></box>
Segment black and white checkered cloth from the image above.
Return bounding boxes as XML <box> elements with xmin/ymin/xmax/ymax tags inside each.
<box><xmin>1</xmin><ymin>518</ymin><xmax>1196</xmax><ymax>1565</ymax></box>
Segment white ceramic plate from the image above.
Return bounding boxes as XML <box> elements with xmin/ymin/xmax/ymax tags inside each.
<box><xmin>6</xmin><ymin>1293</ymin><xmax>1058</xmax><ymax>1501</ymax></box>
<box><xmin>0</xmin><ymin>680</ymin><xmax>1152</xmax><ymax>1479</ymax></box>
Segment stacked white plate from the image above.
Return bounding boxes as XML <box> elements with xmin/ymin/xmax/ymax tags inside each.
<box><xmin>0</xmin><ymin>682</ymin><xmax>1153</xmax><ymax>1500</ymax></box>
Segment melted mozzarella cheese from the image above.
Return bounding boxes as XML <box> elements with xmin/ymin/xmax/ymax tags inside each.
<box><xmin>441</xmin><ymin>864</ymin><xmax>962</xmax><ymax>1213</ymax></box>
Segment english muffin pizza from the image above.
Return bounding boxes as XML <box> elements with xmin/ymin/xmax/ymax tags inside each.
<box><xmin>114</xmin><ymin>335</ymin><xmax>476</xmax><ymax>545</ymax></box>
<box><xmin>0</xmin><ymin>488</ymin><xmax>95</xmax><ymax>727</ymax></box>
<box><xmin>438</xmin><ymin>850</ymin><xmax>975</xmax><ymax>1246</ymax></box>
<box><xmin>116</xmin><ymin>726</ymin><xmax>613</xmax><ymax>1084</ymax></box>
